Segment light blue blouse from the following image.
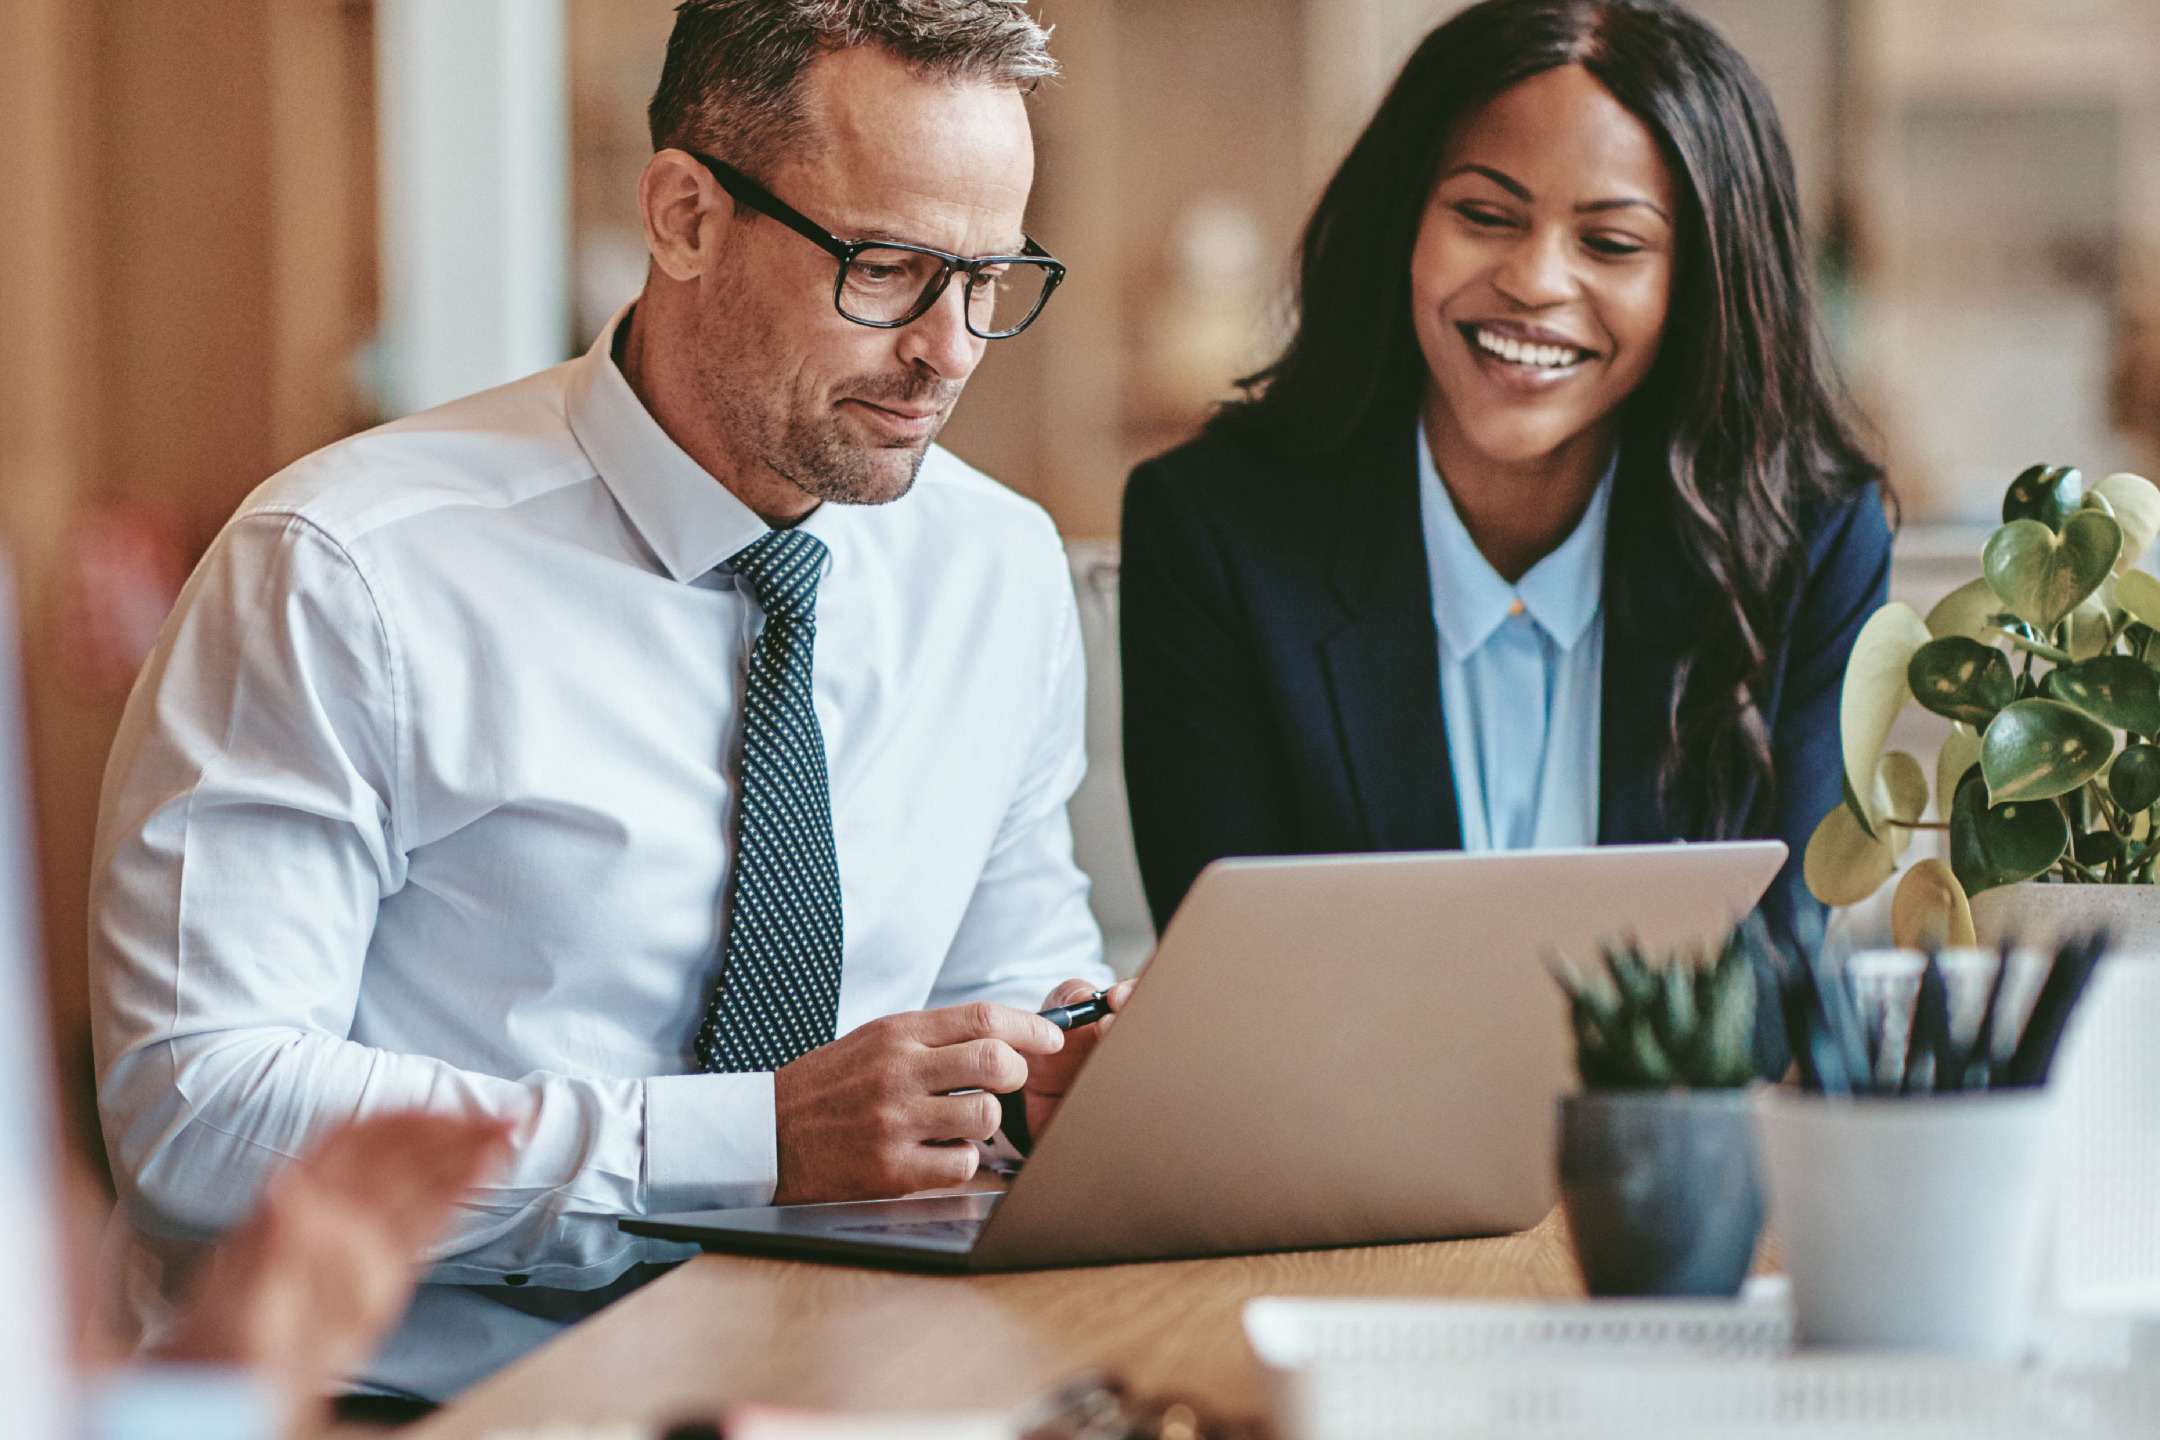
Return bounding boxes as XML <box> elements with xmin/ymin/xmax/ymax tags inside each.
<box><xmin>1415</xmin><ymin>422</ymin><xmax>1613</xmax><ymax>852</ymax></box>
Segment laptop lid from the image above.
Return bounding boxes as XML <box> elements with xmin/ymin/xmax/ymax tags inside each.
<box><xmin>969</xmin><ymin>841</ymin><xmax>1785</xmax><ymax>1268</ymax></box>
<box><xmin>625</xmin><ymin>841</ymin><xmax>1784</xmax><ymax>1271</ymax></box>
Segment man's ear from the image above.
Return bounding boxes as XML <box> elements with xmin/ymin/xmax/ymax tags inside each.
<box><xmin>640</xmin><ymin>149</ymin><xmax>725</xmax><ymax>283</ymax></box>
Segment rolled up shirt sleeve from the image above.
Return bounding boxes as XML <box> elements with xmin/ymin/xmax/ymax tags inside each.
<box><xmin>90</xmin><ymin>513</ymin><xmax>769</xmax><ymax>1288</ymax></box>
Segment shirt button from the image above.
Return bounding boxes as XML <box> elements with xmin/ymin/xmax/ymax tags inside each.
<box><xmin>504</xmin><ymin>1273</ymin><xmax>530</xmax><ymax>1287</ymax></box>
<box><xmin>1508</xmin><ymin>598</ymin><xmax>1526</xmax><ymax>617</ymax></box>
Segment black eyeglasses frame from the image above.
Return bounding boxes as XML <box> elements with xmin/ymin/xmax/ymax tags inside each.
<box><xmin>686</xmin><ymin>151</ymin><xmax>1066</xmax><ymax>340</ymax></box>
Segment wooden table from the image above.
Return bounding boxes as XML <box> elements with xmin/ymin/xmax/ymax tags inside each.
<box><xmin>412</xmin><ymin>1213</ymin><xmax>1583</xmax><ymax>1437</ymax></box>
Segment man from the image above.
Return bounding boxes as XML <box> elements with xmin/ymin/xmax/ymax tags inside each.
<box><xmin>91</xmin><ymin>0</ymin><xmax>1121</xmax><ymax>1406</ymax></box>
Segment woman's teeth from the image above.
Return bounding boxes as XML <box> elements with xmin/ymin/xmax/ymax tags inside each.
<box><xmin>1473</xmin><ymin>326</ymin><xmax>1587</xmax><ymax>370</ymax></box>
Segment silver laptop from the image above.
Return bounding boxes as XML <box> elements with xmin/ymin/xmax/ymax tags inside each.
<box><xmin>622</xmin><ymin>841</ymin><xmax>1786</xmax><ymax>1272</ymax></box>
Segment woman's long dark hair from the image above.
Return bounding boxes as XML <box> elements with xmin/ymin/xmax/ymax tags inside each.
<box><xmin>1223</xmin><ymin>0</ymin><xmax>1883</xmax><ymax>839</ymax></box>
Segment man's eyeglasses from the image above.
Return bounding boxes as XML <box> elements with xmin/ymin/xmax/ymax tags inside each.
<box><xmin>688</xmin><ymin>152</ymin><xmax>1066</xmax><ymax>340</ymax></box>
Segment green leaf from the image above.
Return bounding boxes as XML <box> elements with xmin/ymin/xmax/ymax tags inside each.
<box><xmin>1839</xmin><ymin>603</ymin><xmax>1932</xmax><ymax>819</ymax></box>
<box><xmin>1807</xmin><ymin>746</ymin><xmax>1930</xmax><ymax>906</ymax></box>
<box><xmin>1654</xmin><ymin>962</ymin><xmax>1697</xmax><ymax>1058</ymax></box>
<box><xmin>1981</xmin><ymin>698</ymin><xmax>2116</xmax><ymax>803</ymax></box>
<box><xmin>2002</xmin><ymin>464</ymin><xmax>2085</xmax><ymax>529</ymax></box>
<box><xmin>2094</xmin><ymin>472</ymin><xmax>2160</xmax><ymax>573</ymax></box>
<box><xmin>1691</xmin><ymin>952</ymin><xmax>1724</xmax><ymax>1029</ymax></box>
<box><xmin>1568</xmin><ymin>990</ymin><xmax>1622</xmax><ymax>1085</ymax></box>
<box><xmin>2111</xmin><ymin>742</ymin><xmax>2160</xmax><ymax>812</ymax></box>
<box><xmin>1936</xmin><ymin>726</ymin><xmax>1982</xmax><ymax>822</ymax></box>
<box><xmin>1607</xmin><ymin>948</ymin><xmax>1658</xmax><ymax>1011</ymax></box>
<box><xmin>1983</xmin><ymin>512</ymin><xmax>2123</xmax><ymax>632</ymax></box>
<box><xmin>1845</xmin><ymin>749</ymin><xmax>1929</xmax><ymax>841</ymax></box>
<box><xmin>1619</xmin><ymin>1016</ymin><xmax>1679</xmax><ymax>1087</ymax></box>
<box><xmin>1878</xmin><ymin>751</ymin><xmax>1928</xmax><ymax>841</ymax></box>
<box><xmin>1891</xmin><ymin>858</ymin><xmax>1975</xmax><ymax>950</ymax></box>
<box><xmin>1571</xmin><ymin>991</ymin><xmax>1627</xmax><ymax>1087</ymax></box>
<box><xmin>2071</xmin><ymin>783</ymin><xmax>2098</xmax><ymax>835</ymax></box>
<box><xmin>2066</xmin><ymin>588</ymin><xmax>2116</xmax><ymax>661</ymax></box>
<box><xmin>2118</xmin><ymin>569</ymin><xmax>2160</xmax><ymax>630</ymax></box>
<box><xmin>1839</xmin><ymin>771</ymin><xmax>1874</xmax><ymax>835</ymax></box>
<box><xmin>1568</xmin><ymin>986</ymin><xmax>1617</xmax><ymax>1038</ymax></box>
<box><xmin>2042</xmin><ymin>654</ymin><xmax>2160</xmax><ymax>734</ymax></box>
<box><xmin>1926</xmin><ymin>576</ymin><xmax>2009</xmax><ymax>642</ymax></box>
<box><xmin>2075</xmin><ymin>826</ymin><xmax>2125</xmax><ymax>868</ymax></box>
<box><xmin>1950</xmin><ymin>768</ymin><xmax>2071</xmax><ymax>895</ymax></box>
<box><xmin>1907</xmin><ymin>637</ymin><xmax>2015</xmax><ymax>727</ymax></box>
<box><xmin>1804</xmin><ymin>798</ymin><xmax>1898</xmax><ymax>905</ymax></box>
<box><xmin>1577</xmin><ymin>1046</ymin><xmax>1624</xmax><ymax>1088</ymax></box>
<box><xmin>1691</xmin><ymin>951</ymin><xmax>1758</xmax><ymax>1086</ymax></box>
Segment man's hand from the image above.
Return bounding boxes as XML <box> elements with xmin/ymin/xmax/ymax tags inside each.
<box><xmin>772</xmin><ymin>1002</ymin><xmax>1064</xmax><ymax>1203</ymax></box>
<box><xmin>158</xmin><ymin>1110</ymin><xmax>513</xmax><ymax>1426</ymax></box>
<box><xmin>1023</xmin><ymin>977</ymin><xmax>1138</xmax><ymax>1139</ymax></box>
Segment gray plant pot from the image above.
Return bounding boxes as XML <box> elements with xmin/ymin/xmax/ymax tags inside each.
<box><xmin>1967</xmin><ymin>881</ymin><xmax>2160</xmax><ymax>954</ymax></box>
<box><xmin>1558</xmin><ymin>1089</ymin><xmax>1764</xmax><ymax>1297</ymax></box>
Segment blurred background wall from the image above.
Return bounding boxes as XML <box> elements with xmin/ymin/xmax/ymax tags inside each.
<box><xmin>5</xmin><ymin>0</ymin><xmax>2160</xmax><ymax>1145</ymax></box>
<box><xmin>0</xmin><ymin>0</ymin><xmax>380</xmax><ymax>1161</ymax></box>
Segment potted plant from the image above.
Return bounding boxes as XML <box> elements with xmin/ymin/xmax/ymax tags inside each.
<box><xmin>1549</xmin><ymin>922</ymin><xmax>1772</xmax><ymax>1298</ymax></box>
<box><xmin>1758</xmin><ymin>931</ymin><xmax>2108</xmax><ymax>1355</ymax></box>
<box><xmin>1802</xmin><ymin>465</ymin><xmax>2160</xmax><ymax>949</ymax></box>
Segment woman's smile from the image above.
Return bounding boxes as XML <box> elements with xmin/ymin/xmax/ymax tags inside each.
<box><xmin>1458</xmin><ymin>319</ymin><xmax>1600</xmax><ymax>383</ymax></box>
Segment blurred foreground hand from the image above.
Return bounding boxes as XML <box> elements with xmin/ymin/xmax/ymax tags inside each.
<box><xmin>152</xmin><ymin>1110</ymin><xmax>512</xmax><ymax>1427</ymax></box>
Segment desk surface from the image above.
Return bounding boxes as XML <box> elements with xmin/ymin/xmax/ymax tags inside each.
<box><xmin>412</xmin><ymin>1211</ymin><xmax>1582</xmax><ymax>1437</ymax></box>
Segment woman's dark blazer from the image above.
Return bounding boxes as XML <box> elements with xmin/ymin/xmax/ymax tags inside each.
<box><xmin>1117</xmin><ymin>416</ymin><xmax>1893</xmax><ymax>947</ymax></box>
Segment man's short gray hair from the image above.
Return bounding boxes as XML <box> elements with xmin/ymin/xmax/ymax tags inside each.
<box><xmin>648</xmin><ymin>1</ymin><xmax>1057</xmax><ymax>174</ymax></box>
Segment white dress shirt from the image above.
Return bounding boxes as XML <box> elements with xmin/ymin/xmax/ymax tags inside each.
<box><xmin>90</xmin><ymin>305</ymin><xmax>1109</xmax><ymax>1399</ymax></box>
<box><xmin>1416</xmin><ymin>421</ymin><xmax>1612</xmax><ymax>851</ymax></box>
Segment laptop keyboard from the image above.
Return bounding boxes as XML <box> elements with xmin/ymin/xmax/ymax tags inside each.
<box><xmin>828</xmin><ymin>1218</ymin><xmax>987</xmax><ymax>1242</ymax></box>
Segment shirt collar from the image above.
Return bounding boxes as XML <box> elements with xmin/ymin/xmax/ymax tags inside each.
<box><xmin>1416</xmin><ymin>418</ymin><xmax>1614</xmax><ymax>660</ymax></box>
<box><xmin>566</xmin><ymin>302</ymin><xmax>840</xmax><ymax>583</ymax></box>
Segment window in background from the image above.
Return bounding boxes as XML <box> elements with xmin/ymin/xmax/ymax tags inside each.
<box><xmin>1850</xmin><ymin>0</ymin><xmax>2160</xmax><ymax>523</ymax></box>
<box><xmin>376</xmin><ymin>0</ymin><xmax>573</xmax><ymax>418</ymax></box>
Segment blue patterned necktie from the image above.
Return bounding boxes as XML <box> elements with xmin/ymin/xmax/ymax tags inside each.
<box><xmin>696</xmin><ymin>528</ymin><xmax>844</xmax><ymax>1074</ymax></box>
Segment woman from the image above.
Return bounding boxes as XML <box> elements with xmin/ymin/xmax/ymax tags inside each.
<box><xmin>1120</xmin><ymin>0</ymin><xmax>1889</xmax><ymax>954</ymax></box>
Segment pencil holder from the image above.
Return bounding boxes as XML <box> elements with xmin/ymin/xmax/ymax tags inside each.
<box><xmin>1754</xmin><ymin>1088</ymin><xmax>2061</xmax><ymax>1356</ymax></box>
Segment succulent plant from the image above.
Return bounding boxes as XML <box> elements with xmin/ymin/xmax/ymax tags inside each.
<box><xmin>1806</xmin><ymin>464</ymin><xmax>2160</xmax><ymax>938</ymax></box>
<box><xmin>1552</xmin><ymin>922</ymin><xmax>1765</xmax><ymax>1090</ymax></box>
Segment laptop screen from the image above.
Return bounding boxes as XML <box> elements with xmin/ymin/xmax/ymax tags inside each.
<box><xmin>0</xmin><ymin>554</ymin><xmax>76</xmax><ymax>1438</ymax></box>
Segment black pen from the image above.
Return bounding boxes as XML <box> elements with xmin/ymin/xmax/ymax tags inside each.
<box><xmin>1037</xmin><ymin>990</ymin><xmax>1112</xmax><ymax>1031</ymax></box>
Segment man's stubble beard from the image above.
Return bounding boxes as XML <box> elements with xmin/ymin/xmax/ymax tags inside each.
<box><xmin>695</xmin><ymin>295</ymin><xmax>962</xmax><ymax>508</ymax></box>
